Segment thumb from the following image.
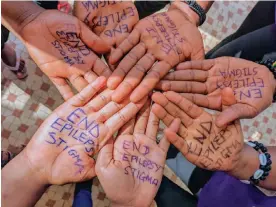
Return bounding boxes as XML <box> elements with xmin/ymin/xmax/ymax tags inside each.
<box><xmin>96</xmin><ymin>139</ymin><xmax>114</xmax><ymax>169</ymax></box>
<box><xmin>216</xmin><ymin>87</ymin><xmax>238</xmax><ymax>127</ymax></box>
<box><xmin>221</xmin><ymin>87</ymin><xmax>236</xmax><ymax>110</ymax></box>
<box><xmin>216</xmin><ymin>103</ymin><xmax>257</xmax><ymax>127</ymax></box>
<box><xmin>79</xmin><ymin>21</ymin><xmax>111</xmax><ymax>54</ymax></box>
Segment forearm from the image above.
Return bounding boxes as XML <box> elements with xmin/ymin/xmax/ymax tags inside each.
<box><xmin>169</xmin><ymin>1</ymin><xmax>213</xmax><ymax>26</ymax></box>
<box><xmin>1</xmin><ymin>1</ymin><xmax>44</xmax><ymax>38</ymax></box>
<box><xmin>228</xmin><ymin>145</ymin><xmax>276</xmax><ymax>190</ymax></box>
<box><xmin>2</xmin><ymin>151</ymin><xmax>49</xmax><ymax>207</ymax></box>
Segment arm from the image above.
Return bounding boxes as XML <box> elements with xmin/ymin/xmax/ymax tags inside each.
<box><xmin>1</xmin><ymin>151</ymin><xmax>49</xmax><ymax>207</ymax></box>
<box><xmin>1</xmin><ymin>1</ymin><xmax>44</xmax><ymax>38</ymax></box>
<box><xmin>169</xmin><ymin>1</ymin><xmax>213</xmax><ymax>26</ymax></box>
<box><xmin>229</xmin><ymin>145</ymin><xmax>276</xmax><ymax>190</ymax></box>
<box><xmin>2</xmin><ymin>1</ymin><xmax>111</xmax><ymax>100</ymax></box>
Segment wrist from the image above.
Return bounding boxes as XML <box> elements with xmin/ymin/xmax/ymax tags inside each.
<box><xmin>2</xmin><ymin>151</ymin><xmax>49</xmax><ymax>206</ymax></box>
<box><xmin>2</xmin><ymin>1</ymin><xmax>45</xmax><ymax>37</ymax></box>
<box><xmin>169</xmin><ymin>2</ymin><xmax>200</xmax><ymax>26</ymax></box>
<box><xmin>228</xmin><ymin>145</ymin><xmax>259</xmax><ymax>180</ymax></box>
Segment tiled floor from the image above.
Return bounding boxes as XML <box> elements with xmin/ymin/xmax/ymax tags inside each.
<box><xmin>2</xmin><ymin>1</ymin><xmax>275</xmax><ymax>207</ymax></box>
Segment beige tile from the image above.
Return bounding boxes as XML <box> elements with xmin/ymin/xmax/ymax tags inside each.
<box><xmin>53</xmin><ymin>200</ymin><xmax>64</xmax><ymax>207</ymax></box>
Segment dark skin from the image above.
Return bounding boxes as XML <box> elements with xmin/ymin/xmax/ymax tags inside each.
<box><xmin>156</xmin><ymin>57</ymin><xmax>276</xmax><ymax>127</ymax></box>
<box><xmin>152</xmin><ymin>90</ymin><xmax>244</xmax><ymax>171</ymax></box>
<box><xmin>74</xmin><ymin>1</ymin><xmax>139</xmax><ymax>71</ymax></box>
<box><xmin>2</xmin><ymin>2</ymin><xmax>112</xmax><ymax>100</ymax></box>
<box><xmin>96</xmin><ymin>100</ymin><xmax>180</xmax><ymax>207</ymax></box>
<box><xmin>152</xmin><ymin>88</ymin><xmax>276</xmax><ymax>190</ymax></box>
<box><xmin>107</xmin><ymin>7</ymin><xmax>204</xmax><ymax>103</ymax></box>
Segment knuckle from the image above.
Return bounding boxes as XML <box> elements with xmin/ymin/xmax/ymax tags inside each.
<box><xmin>150</xmin><ymin>70</ymin><xmax>161</xmax><ymax>80</ymax></box>
<box><xmin>99</xmin><ymin>94</ymin><xmax>108</xmax><ymax>104</ymax></box>
<box><xmin>123</xmin><ymin>80</ymin><xmax>135</xmax><ymax>90</ymax></box>
<box><xmin>113</xmin><ymin>102</ymin><xmax>122</xmax><ymax>111</ymax></box>
<box><xmin>118</xmin><ymin>111</ymin><xmax>127</xmax><ymax>122</ymax></box>
<box><xmin>128</xmin><ymin>52</ymin><xmax>139</xmax><ymax>62</ymax></box>
<box><xmin>145</xmin><ymin>53</ymin><xmax>155</xmax><ymax>62</ymax></box>
<box><xmin>134</xmin><ymin>64</ymin><xmax>147</xmax><ymax>74</ymax></box>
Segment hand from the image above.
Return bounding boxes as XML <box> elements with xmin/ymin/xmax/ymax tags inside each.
<box><xmin>20</xmin><ymin>10</ymin><xmax>112</xmax><ymax>100</ymax></box>
<box><xmin>152</xmin><ymin>91</ymin><xmax>244</xmax><ymax>171</ymax></box>
<box><xmin>74</xmin><ymin>1</ymin><xmax>139</xmax><ymax>48</ymax></box>
<box><xmin>23</xmin><ymin>77</ymin><xmax>147</xmax><ymax>185</ymax></box>
<box><xmin>96</xmin><ymin>100</ymin><xmax>180</xmax><ymax>207</ymax></box>
<box><xmin>156</xmin><ymin>57</ymin><xmax>276</xmax><ymax>127</ymax></box>
<box><xmin>74</xmin><ymin>1</ymin><xmax>139</xmax><ymax>71</ymax></box>
<box><xmin>107</xmin><ymin>8</ymin><xmax>204</xmax><ymax>103</ymax></box>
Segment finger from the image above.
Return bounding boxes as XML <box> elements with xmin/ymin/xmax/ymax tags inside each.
<box><xmin>162</xmin><ymin>70</ymin><xmax>208</xmax><ymax>82</ymax></box>
<box><xmin>191</xmin><ymin>47</ymin><xmax>204</xmax><ymax>60</ymax></box>
<box><xmin>151</xmin><ymin>103</ymin><xmax>174</xmax><ymax>127</ymax></box>
<box><xmin>159</xmin><ymin>118</ymin><xmax>181</xmax><ymax>153</ymax></box>
<box><xmin>146</xmin><ymin>111</ymin><xmax>160</xmax><ymax>140</ymax></box>
<box><xmin>216</xmin><ymin>103</ymin><xmax>257</xmax><ymax>127</ymax></box>
<box><xmin>164</xmin><ymin>91</ymin><xmax>203</xmax><ymax>119</ymax></box>
<box><xmin>179</xmin><ymin>93</ymin><xmax>221</xmax><ymax>110</ymax></box>
<box><xmin>92</xmin><ymin>57</ymin><xmax>112</xmax><ymax>78</ymax></box>
<box><xmin>117</xmin><ymin>118</ymin><xmax>135</xmax><ymax>136</ymax></box>
<box><xmin>107</xmin><ymin>42</ymin><xmax>146</xmax><ymax>90</ymax></box>
<box><xmin>96</xmin><ymin>98</ymin><xmax>130</xmax><ymax>123</ymax></box>
<box><xmin>221</xmin><ymin>87</ymin><xmax>236</xmax><ymax>107</ymax></box>
<box><xmin>133</xmin><ymin>99</ymin><xmax>151</xmax><ymax>135</ymax></box>
<box><xmin>152</xmin><ymin>103</ymin><xmax>188</xmax><ymax>138</ymax></box>
<box><xmin>69</xmin><ymin>74</ymin><xmax>89</xmax><ymax>92</ymax></box>
<box><xmin>109</xmin><ymin>28</ymin><xmax>140</xmax><ymax>64</ymax></box>
<box><xmin>69</xmin><ymin>77</ymin><xmax>106</xmax><ymax>107</ymax></box>
<box><xmin>176</xmin><ymin>59</ymin><xmax>215</xmax><ymax>71</ymax></box>
<box><xmin>86</xmin><ymin>89</ymin><xmax>113</xmax><ymax>112</ymax></box>
<box><xmin>152</xmin><ymin>92</ymin><xmax>193</xmax><ymax>127</ymax></box>
<box><xmin>112</xmin><ymin>53</ymin><xmax>156</xmax><ymax>103</ymax></box>
<box><xmin>84</xmin><ymin>160</ymin><xmax>96</xmax><ymax>181</ymax></box>
<box><xmin>51</xmin><ymin>77</ymin><xmax>74</xmax><ymax>100</ymax></box>
<box><xmin>105</xmin><ymin>96</ymin><xmax>148</xmax><ymax>135</ymax></box>
<box><xmin>83</xmin><ymin>70</ymin><xmax>98</xmax><ymax>83</ymax></box>
<box><xmin>104</xmin><ymin>49</ymin><xmax>117</xmax><ymax>71</ymax></box>
<box><xmin>96</xmin><ymin>139</ymin><xmax>114</xmax><ymax>169</ymax></box>
<box><xmin>130</xmin><ymin>61</ymin><xmax>171</xmax><ymax>103</ymax></box>
<box><xmin>79</xmin><ymin>21</ymin><xmax>110</xmax><ymax>54</ymax></box>
<box><xmin>155</xmin><ymin>80</ymin><xmax>208</xmax><ymax>93</ymax></box>
<box><xmin>164</xmin><ymin>127</ymin><xmax>189</xmax><ymax>157</ymax></box>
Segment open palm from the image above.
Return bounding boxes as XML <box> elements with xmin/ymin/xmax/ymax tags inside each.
<box><xmin>156</xmin><ymin>57</ymin><xmax>276</xmax><ymax>127</ymax></box>
<box><xmin>152</xmin><ymin>91</ymin><xmax>244</xmax><ymax>171</ymax></box>
<box><xmin>96</xmin><ymin>101</ymin><xmax>180</xmax><ymax>207</ymax></box>
<box><xmin>24</xmin><ymin>77</ymin><xmax>147</xmax><ymax>185</ymax></box>
<box><xmin>107</xmin><ymin>8</ymin><xmax>204</xmax><ymax>103</ymax></box>
<box><xmin>20</xmin><ymin>10</ymin><xmax>112</xmax><ymax>100</ymax></box>
<box><xmin>74</xmin><ymin>1</ymin><xmax>138</xmax><ymax>48</ymax></box>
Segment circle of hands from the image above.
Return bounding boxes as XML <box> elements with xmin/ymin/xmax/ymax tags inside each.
<box><xmin>18</xmin><ymin>2</ymin><xmax>276</xmax><ymax>207</ymax></box>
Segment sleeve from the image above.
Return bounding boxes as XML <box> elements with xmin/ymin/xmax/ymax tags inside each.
<box><xmin>134</xmin><ymin>1</ymin><xmax>170</xmax><ymax>19</ymax></box>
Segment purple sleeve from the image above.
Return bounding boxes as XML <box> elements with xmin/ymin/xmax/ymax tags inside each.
<box><xmin>198</xmin><ymin>172</ymin><xmax>276</xmax><ymax>207</ymax></box>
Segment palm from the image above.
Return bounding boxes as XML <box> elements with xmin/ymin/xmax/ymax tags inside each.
<box><xmin>74</xmin><ymin>1</ymin><xmax>139</xmax><ymax>47</ymax></box>
<box><xmin>25</xmin><ymin>105</ymin><xmax>100</xmax><ymax>184</ymax></box>
<box><xmin>157</xmin><ymin>57</ymin><xmax>276</xmax><ymax>125</ymax></box>
<box><xmin>21</xmin><ymin>10</ymin><xmax>111</xmax><ymax>100</ymax></box>
<box><xmin>96</xmin><ymin>102</ymin><xmax>179</xmax><ymax>207</ymax></box>
<box><xmin>152</xmin><ymin>91</ymin><xmax>244</xmax><ymax>171</ymax></box>
<box><xmin>102</xmin><ymin>134</ymin><xmax>166</xmax><ymax>206</ymax></box>
<box><xmin>24</xmin><ymin>78</ymin><xmax>147</xmax><ymax>185</ymax></box>
<box><xmin>108</xmin><ymin>9</ymin><xmax>204</xmax><ymax>103</ymax></box>
<box><xmin>178</xmin><ymin>111</ymin><xmax>243</xmax><ymax>171</ymax></box>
